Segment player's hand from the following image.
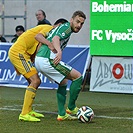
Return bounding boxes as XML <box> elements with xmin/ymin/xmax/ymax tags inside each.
<box><xmin>53</xmin><ymin>51</ymin><xmax>62</xmax><ymax>65</ymax></box>
<box><xmin>48</xmin><ymin>43</ymin><xmax>57</xmax><ymax>53</ymax></box>
<box><xmin>52</xmin><ymin>49</ymin><xmax>57</xmax><ymax>53</ymax></box>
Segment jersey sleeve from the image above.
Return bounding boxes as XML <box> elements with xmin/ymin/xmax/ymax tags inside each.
<box><xmin>55</xmin><ymin>23</ymin><xmax>72</xmax><ymax>40</ymax></box>
<box><xmin>39</xmin><ymin>25</ymin><xmax>53</xmax><ymax>37</ymax></box>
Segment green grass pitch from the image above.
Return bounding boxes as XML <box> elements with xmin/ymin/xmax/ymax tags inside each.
<box><xmin>0</xmin><ymin>87</ymin><xmax>133</xmax><ymax>133</ymax></box>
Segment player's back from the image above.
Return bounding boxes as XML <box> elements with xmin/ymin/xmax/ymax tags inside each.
<box><xmin>9</xmin><ymin>25</ymin><xmax>53</xmax><ymax>55</ymax></box>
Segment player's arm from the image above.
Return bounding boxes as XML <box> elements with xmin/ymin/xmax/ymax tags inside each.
<box><xmin>30</xmin><ymin>43</ymin><xmax>42</xmax><ymax>63</ymax></box>
<box><xmin>35</xmin><ymin>33</ymin><xmax>55</xmax><ymax>52</ymax></box>
<box><xmin>52</xmin><ymin>35</ymin><xmax>62</xmax><ymax>65</ymax></box>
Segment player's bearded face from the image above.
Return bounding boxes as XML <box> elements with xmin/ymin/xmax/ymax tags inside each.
<box><xmin>70</xmin><ymin>16</ymin><xmax>85</xmax><ymax>33</ymax></box>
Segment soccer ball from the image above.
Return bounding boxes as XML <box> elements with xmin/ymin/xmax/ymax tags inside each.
<box><xmin>76</xmin><ymin>106</ymin><xmax>94</xmax><ymax>123</ymax></box>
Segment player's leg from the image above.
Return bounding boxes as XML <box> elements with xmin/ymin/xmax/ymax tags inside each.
<box><xmin>19</xmin><ymin>73</ymin><xmax>42</xmax><ymax>122</ymax></box>
<box><xmin>35</xmin><ymin>57</ymin><xmax>69</xmax><ymax>116</ymax></box>
<box><xmin>35</xmin><ymin>57</ymin><xmax>67</xmax><ymax>116</ymax></box>
<box><xmin>21</xmin><ymin>73</ymin><xmax>41</xmax><ymax>114</ymax></box>
<box><xmin>56</xmin><ymin>79</ymin><xmax>67</xmax><ymax>116</ymax></box>
<box><xmin>9</xmin><ymin>52</ymin><xmax>42</xmax><ymax>121</ymax></box>
<box><xmin>35</xmin><ymin>57</ymin><xmax>77</xmax><ymax>120</ymax></box>
<box><xmin>66</xmin><ymin>68</ymin><xmax>83</xmax><ymax>115</ymax></box>
<box><xmin>57</xmin><ymin>79</ymin><xmax>77</xmax><ymax>121</ymax></box>
<box><xmin>20</xmin><ymin>61</ymin><xmax>45</xmax><ymax>120</ymax></box>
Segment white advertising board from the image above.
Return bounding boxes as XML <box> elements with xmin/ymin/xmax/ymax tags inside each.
<box><xmin>90</xmin><ymin>56</ymin><xmax>133</xmax><ymax>94</ymax></box>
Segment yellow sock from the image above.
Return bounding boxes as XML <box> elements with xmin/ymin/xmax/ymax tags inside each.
<box><xmin>21</xmin><ymin>86</ymin><xmax>36</xmax><ymax>115</ymax></box>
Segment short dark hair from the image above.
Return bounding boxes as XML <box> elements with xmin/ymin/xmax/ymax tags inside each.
<box><xmin>72</xmin><ymin>11</ymin><xmax>86</xmax><ymax>19</ymax></box>
<box><xmin>54</xmin><ymin>18</ymin><xmax>68</xmax><ymax>25</ymax></box>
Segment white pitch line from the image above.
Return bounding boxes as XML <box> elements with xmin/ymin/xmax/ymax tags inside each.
<box><xmin>0</xmin><ymin>107</ymin><xmax>133</xmax><ymax>120</ymax></box>
<box><xmin>95</xmin><ymin>115</ymin><xmax>133</xmax><ymax>120</ymax></box>
<box><xmin>0</xmin><ymin>107</ymin><xmax>21</xmax><ymax>111</ymax></box>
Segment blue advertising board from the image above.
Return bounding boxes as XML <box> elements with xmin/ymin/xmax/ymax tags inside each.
<box><xmin>0</xmin><ymin>43</ymin><xmax>90</xmax><ymax>89</ymax></box>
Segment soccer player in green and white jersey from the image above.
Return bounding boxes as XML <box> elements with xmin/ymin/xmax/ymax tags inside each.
<box><xmin>35</xmin><ymin>11</ymin><xmax>86</xmax><ymax>121</ymax></box>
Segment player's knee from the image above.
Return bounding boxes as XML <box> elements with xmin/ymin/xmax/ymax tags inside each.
<box><xmin>74</xmin><ymin>71</ymin><xmax>82</xmax><ymax>80</ymax></box>
<box><xmin>35</xmin><ymin>78</ymin><xmax>41</xmax><ymax>86</ymax></box>
<box><xmin>60</xmin><ymin>79</ymin><xmax>68</xmax><ymax>85</ymax></box>
<box><xmin>30</xmin><ymin>77</ymin><xmax>41</xmax><ymax>88</ymax></box>
<box><xmin>77</xmin><ymin>72</ymin><xmax>82</xmax><ymax>78</ymax></box>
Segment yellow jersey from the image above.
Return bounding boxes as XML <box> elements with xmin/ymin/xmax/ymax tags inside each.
<box><xmin>10</xmin><ymin>25</ymin><xmax>53</xmax><ymax>55</ymax></box>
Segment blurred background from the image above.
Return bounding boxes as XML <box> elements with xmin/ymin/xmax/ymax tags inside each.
<box><xmin>0</xmin><ymin>0</ymin><xmax>89</xmax><ymax>44</ymax></box>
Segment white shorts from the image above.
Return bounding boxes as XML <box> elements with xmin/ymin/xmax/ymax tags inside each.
<box><xmin>35</xmin><ymin>56</ymin><xmax>72</xmax><ymax>83</ymax></box>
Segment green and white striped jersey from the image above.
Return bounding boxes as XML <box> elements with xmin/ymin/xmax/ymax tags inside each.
<box><xmin>36</xmin><ymin>22</ymin><xmax>72</xmax><ymax>59</ymax></box>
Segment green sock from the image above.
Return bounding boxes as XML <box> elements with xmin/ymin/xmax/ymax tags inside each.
<box><xmin>68</xmin><ymin>76</ymin><xmax>83</xmax><ymax>110</ymax></box>
<box><xmin>57</xmin><ymin>84</ymin><xmax>67</xmax><ymax>116</ymax></box>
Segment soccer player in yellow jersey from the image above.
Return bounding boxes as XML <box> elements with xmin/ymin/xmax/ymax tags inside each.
<box><xmin>8</xmin><ymin>18</ymin><xmax>68</xmax><ymax>122</ymax></box>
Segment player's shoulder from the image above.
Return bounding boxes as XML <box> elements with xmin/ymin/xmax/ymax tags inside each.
<box><xmin>59</xmin><ymin>22</ymin><xmax>70</xmax><ymax>31</ymax></box>
<box><xmin>38</xmin><ymin>24</ymin><xmax>53</xmax><ymax>28</ymax></box>
<box><xmin>62</xmin><ymin>22</ymin><xmax>70</xmax><ymax>27</ymax></box>
<box><xmin>61</xmin><ymin>22</ymin><xmax>71</xmax><ymax>34</ymax></box>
